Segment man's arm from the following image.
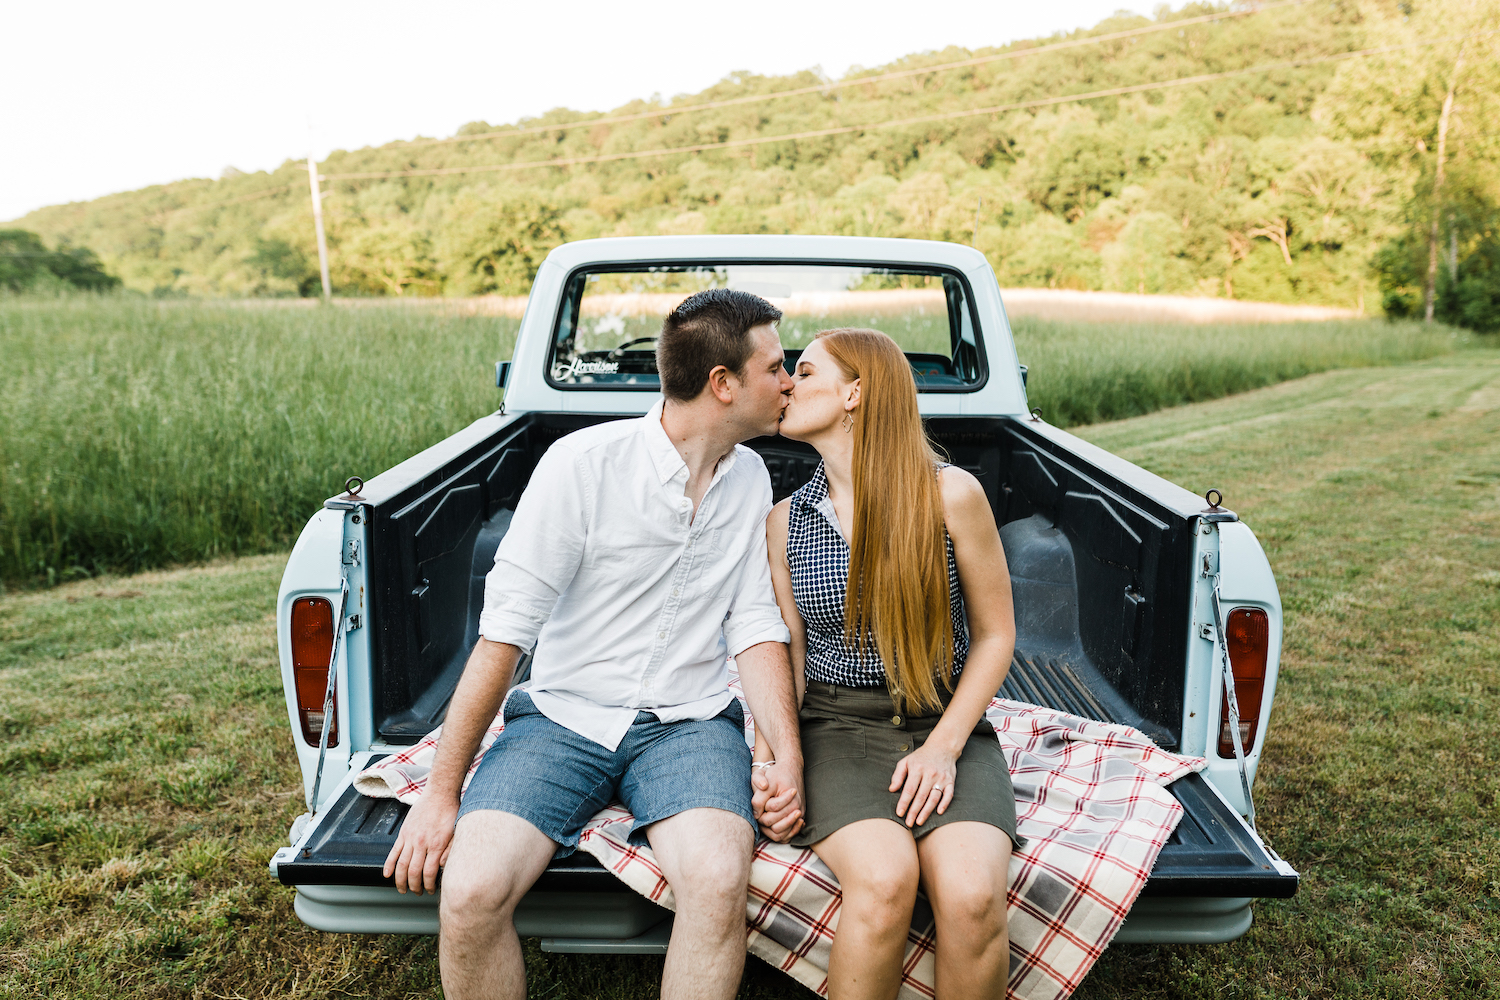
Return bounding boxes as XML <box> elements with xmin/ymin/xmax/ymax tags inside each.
<box><xmin>383</xmin><ymin>638</ymin><xmax>523</xmax><ymax>894</ymax></box>
<box><xmin>381</xmin><ymin>440</ymin><xmax>590</xmax><ymax>893</ymax></box>
<box><xmin>736</xmin><ymin>640</ymin><xmax>804</xmax><ymax>842</ymax></box>
<box><xmin>378</xmin><ymin>443</ymin><xmax>589</xmax><ymax>894</ymax></box>
<box><xmin>740</xmin><ymin>498</ymin><xmax>806</xmax><ymax>841</ymax></box>
<box><xmin>764</xmin><ymin>498</ymin><xmax>807</xmax><ymax>707</ymax></box>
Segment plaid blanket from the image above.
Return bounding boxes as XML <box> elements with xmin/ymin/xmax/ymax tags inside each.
<box><xmin>355</xmin><ymin>684</ymin><xmax>1202</xmax><ymax>1000</ymax></box>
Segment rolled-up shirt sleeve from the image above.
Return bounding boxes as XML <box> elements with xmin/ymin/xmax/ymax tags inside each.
<box><xmin>478</xmin><ymin>442</ymin><xmax>591</xmax><ymax>651</ymax></box>
<box><xmin>722</xmin><ymin>497</ymin><xmax>792</xmax><ymax>656</ymax></box>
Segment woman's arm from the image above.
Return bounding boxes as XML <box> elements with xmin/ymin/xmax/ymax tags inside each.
<box><xmin>891</xmin><ymin>466</ymin><xmax>1017</xmax><ymax>827</ymax></box>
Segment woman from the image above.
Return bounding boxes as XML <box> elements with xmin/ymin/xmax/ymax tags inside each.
<box><xmin>761</xmin><ymin>328</ymin><xmax>1021</xmax><ymax>1000</ymax></box>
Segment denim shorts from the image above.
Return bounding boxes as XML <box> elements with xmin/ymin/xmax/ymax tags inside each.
<box><xmin>457</xmin><ymin>691</ymin><xmax>755</xmax><ymax>856</ymax></box>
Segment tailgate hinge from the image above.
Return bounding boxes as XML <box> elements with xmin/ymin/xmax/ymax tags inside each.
<box><xmin>1204</xmin><ymin>519</ymin><xmax>1256</xmax><ymax>831</ymax></box>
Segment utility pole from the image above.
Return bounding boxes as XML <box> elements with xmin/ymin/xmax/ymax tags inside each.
<box><xmin>307</xmin><ymin>156</ymin><xmax>332</xmax><ymax>302</ymax></box>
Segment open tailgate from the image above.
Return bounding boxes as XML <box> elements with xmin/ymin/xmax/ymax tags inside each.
<box><xmin>272</xmin><ymin>763</ymin><xmax>1297</xmax><ymax>898</ymax></box>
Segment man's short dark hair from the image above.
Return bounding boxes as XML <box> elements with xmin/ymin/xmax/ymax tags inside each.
<box><xmin>657</xmin><ymin>289</ymin><xmax>783</xmax><ymax>401</ymax></box>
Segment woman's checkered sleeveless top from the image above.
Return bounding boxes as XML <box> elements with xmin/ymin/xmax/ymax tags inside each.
<box><xmin>787</xmin><ymin>461</ymin><xmax>969</xmax><ymax>688</ymax></box>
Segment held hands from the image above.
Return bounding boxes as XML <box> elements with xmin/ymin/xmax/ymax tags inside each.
<box><xmin>751</xmin><ymin>760</ymin><xmax>805</xmax><ymax>843</ymax></box>
<box><xmin>382</xmin><ymin>791</ymin><xmax>459</xmax><ymax>895</ymax></box>
<box><xmin>891</xmin><ymin>742</ymin><xmax>958</xmax><ymax>829</ymax></box>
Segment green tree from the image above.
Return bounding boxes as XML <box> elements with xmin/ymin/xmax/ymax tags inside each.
<box><xmin>0</xmin><ymin>230</ymin><xmax>120</xmax><ymax>293</ymax></box>
<box><xmin>245</xmin><ymin>238</ymin><xmax>318</xmax><ymax>296</ymax></box>
<box><xmin>438</xmin><ymin>193</ymin><xmax>566</xmax><ymax>296</ymax></box>
<box><xmin>1377</xmin><ymin>180</ymin><xmax>1500</xmax><ymax>331</ymax></box>
<box><xmin>9</xmin><ymin>0</ymin><xmax>1496</xmax><ymax>310</ymax></box>
<box><xmin>337</xmin><ymin>224</ymin><xmax>439</xmax><ymax>297</ymax></box>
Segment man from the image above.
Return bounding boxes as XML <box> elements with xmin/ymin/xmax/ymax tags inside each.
<box><xmin>383</xmin><ymin>288</ymin><xmax>806</xmax><ymax>1000</ymax></box>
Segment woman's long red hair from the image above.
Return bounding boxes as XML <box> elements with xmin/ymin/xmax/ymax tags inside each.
<box><xmin>817</xmin><ymin>328</ymin><xmax>952</xmax><ymax>712</ymax></box>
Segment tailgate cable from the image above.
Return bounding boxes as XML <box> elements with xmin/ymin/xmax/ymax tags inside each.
<box><xmin>1210</xmin><ymin>566</ymin><xmax>1257</xmax><ymax>832</ymax></box>
<box><xmin>309</xmin><ymin>535</ymin><xmax>357</xmax><ymax>817</ymax></box>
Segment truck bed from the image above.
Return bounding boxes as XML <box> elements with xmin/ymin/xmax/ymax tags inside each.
<box><xmin>358</xmin><ymin>412</ymin><xmax>1195</xmax><ymax>746</ymax></box>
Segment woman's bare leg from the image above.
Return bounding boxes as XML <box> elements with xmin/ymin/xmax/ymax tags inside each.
<box><xmin>916</xmin><ymin>821</ymin><xmax>1013</xmax><ymax>999</ymax></box>
<box><xmin>813</xmin><ymin>818</ymin><xmax>921</xmax><ymax>1000</ymax></box>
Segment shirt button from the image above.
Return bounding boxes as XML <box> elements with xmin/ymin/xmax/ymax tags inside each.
<box><xmin>891</xmin><ymin>715</ymin><xmax>903</xmax><ymax>726</ymax></box>
<box><xmin>672</xmin><ymin>588</ymin><xmax>680</xmax><ymax>596</ymax></box>
<box><xmin>899</xmin><ymin>744</ymin><xmax>910</xmax><ymax>752</ymax></box>
<box><xmin>658</xmin><ymin>631</ymin><xmax>666</xmax><ymax>639</ymax></box>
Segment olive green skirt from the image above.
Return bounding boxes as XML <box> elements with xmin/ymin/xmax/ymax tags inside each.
<box><xmin>790</xmin><ymin>681</ymin><xmax>1025</xmax><ymax>850</ymax></box>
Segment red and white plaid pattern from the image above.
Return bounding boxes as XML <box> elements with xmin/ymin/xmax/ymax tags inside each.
<box><xmin>355</xmin><ymin>687</ymin><xmax>1202</xmax><ymax>1000</ymax></box>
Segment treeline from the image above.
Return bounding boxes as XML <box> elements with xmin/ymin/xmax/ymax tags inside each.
<box><xmin>12</xmin><ymin>0</ymin><xmax>1500</xmax><ymax>327</ymax></box>
<box><xmin>0</xmin><ymin>230</ymin><xmax>120</xmax><ymax>293</ymax></box>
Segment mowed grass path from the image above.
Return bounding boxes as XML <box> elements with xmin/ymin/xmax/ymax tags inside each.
<box><xmin>1075</xmin><ymin>354</ymin><xmax>1500</xmax><ymax>998</ymax></box>
<box><xmin>1</xmin><ymin>352</ymin><xmax>1497</xmax><ymax>998</ymax></box>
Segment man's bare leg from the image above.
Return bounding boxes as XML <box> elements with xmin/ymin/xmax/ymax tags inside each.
<box><xmin>437</xmin><ymin>810</ymin><xmax>558</xmax><ymax>1000</ymax></box>
<box><xmin>647</xmin><ymin>807</ymin><xmax>756</xmax><ymax>1000</ymax></box>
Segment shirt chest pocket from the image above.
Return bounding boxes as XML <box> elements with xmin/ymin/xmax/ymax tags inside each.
<box><xmin>589</xmin><ymin>514</ymin><xmax>681</xmax><ymax>569</ymax></box>
<box><xmin>690</xmin><ymin>527</ymin><xmax>738</xmax><ymax>599</ymax></box>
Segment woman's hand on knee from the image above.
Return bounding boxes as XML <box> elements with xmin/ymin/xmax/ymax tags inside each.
<box><xmin>890</xmin><ymin>746</ymin><xmax>958</xmax><ymax>828</ymax></box>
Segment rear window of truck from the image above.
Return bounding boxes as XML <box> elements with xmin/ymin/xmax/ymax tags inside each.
<box><xmin>547</xmin><ymin>262</ymin><xmax>985</xmax><ymax>391</ymax></box>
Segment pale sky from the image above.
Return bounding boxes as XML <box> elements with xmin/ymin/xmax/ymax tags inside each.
<box><xmin>2</xmin><ymin>0</ymin><xmax>1144</xmax><ymax>223</ymax></box>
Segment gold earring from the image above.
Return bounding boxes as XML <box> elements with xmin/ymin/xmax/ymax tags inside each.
<box><xmin>842</xmin><ymin>411</ymin><xmax>853</xmax><ymax>433</ymax></box>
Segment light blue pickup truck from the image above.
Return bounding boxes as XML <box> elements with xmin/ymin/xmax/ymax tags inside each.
<box><xmin>268</xmin><ymin>235</ymin><xmax>1298</xmax><ymax>951</ymax></box>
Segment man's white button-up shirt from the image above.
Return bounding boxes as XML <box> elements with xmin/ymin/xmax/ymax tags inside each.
<box><xmin>478</xmin><ymin>399</ymin><xmax>791</xmax><ymax>751</ymax></box>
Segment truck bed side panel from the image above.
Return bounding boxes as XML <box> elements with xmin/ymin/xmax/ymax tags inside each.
<box><xmin>993</xmin><ymin>419</ymin><xmax>1196</xmax><ymax>746</ymax></box>
<box><xmin>364</xmin><ymin>413</ymin><xmax>636</xmax><ymax>741</ymax></box>
<box><xmin>365</xmin><ymin>413</ymin><xmax>536</xmax><ymax>740</ymax></box>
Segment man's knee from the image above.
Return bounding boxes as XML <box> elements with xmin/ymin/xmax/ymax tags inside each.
<box><xmin>439</xmin><ymin>812</ymin><xmax>552</xmax><ymax>932</ymax></box>
<box><xmin>652</xmin><ymin>809</ymin><xmax>753</xmax><ymax>914</ymax></box>
<box><xmin>438</xmin><ymin>865</ymin><xmax>526</xmax><ymax>931</ymax></box>
<box><xmin>674</xmin><ymin>857</ymin><xmax>751</xmax><ymax>914</ymax></box>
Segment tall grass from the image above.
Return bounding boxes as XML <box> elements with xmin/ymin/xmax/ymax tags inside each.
<box><xmin>1012</xmin><ymin>317</ymin><xmax>1467</xmax><ymax>427</ymax></box>
<box><xmin>0</xmin><ymin>298</ymin><xmax>1469</xmax><ymax>584</ymax></box>
<box><xmin>1</xmin><ymin>298</ymin><xmax>516</xmax><ymax>584</ymax></box>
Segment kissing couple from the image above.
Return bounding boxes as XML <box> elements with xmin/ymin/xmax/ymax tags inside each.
<box><xmin>385</xmin><ymin>288</ymin><xmax>1022</xmax><ymax>1000</ymax></box>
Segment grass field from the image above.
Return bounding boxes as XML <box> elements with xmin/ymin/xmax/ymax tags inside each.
<box><xmin>0</xmin><ymin>298</ymin><xmax>516</xmax><ymax>586</ymax></box>
<box><xmin>1014</xmin><ymin>317</ymin><xmax>1470</xmax><ymax>427</ymax></box>
<box><xmin>0</xmin><ymin>296</ymin><xmax>1468</xmax><ymax>585</ymax></box>
<box><xmin>2</xmin><ymin>350</ymin><xmax>1496</xmax><ymax>998</ymax></box>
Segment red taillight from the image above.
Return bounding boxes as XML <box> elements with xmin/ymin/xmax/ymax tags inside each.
<box><xmin>290</xmin><ymin>597</ymin><xmax>338</xmax><ymax>747</ymax></box>
<box><xmin>1218</xmin><ymin>607</ymin><xmax>1268</xmax><ymax>757</ymax></box>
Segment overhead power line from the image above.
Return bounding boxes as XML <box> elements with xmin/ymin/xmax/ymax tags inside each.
<box><xmin>163</xmin><ymin>183</ymin><xmax>298</xmax><ymax>217</ymax></box>
<box><xmin>386</xmin><ymin>0</ymin><xmax>1317</xmax><ymax>152</ymax></box>
<box><xmin>323</xmin><ymin>32</ymin><xmax>1493</xmax><ymax>185</ymax></box>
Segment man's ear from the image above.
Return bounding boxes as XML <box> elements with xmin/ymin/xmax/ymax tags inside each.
<box><xmin>707</xmin><ymin>364</ymin><xmax>735</xmax><ymax>404</ymax></box>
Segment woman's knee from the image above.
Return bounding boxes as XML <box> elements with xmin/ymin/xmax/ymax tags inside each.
<box><xmin>840</xmin><ymin>855</ymin><xmax>921</xmax><ymax>918</ymax></box>
<box><xmin>930</xmin><ymin>875</ymin><xmax>1006</xmax><ymax>936</ymax></box>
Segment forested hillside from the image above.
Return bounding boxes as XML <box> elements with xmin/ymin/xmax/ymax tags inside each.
<box><xmin>14</xmin><ymin>0</ymin><xmax>1500</xmax><ymax>319</ymax></box>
